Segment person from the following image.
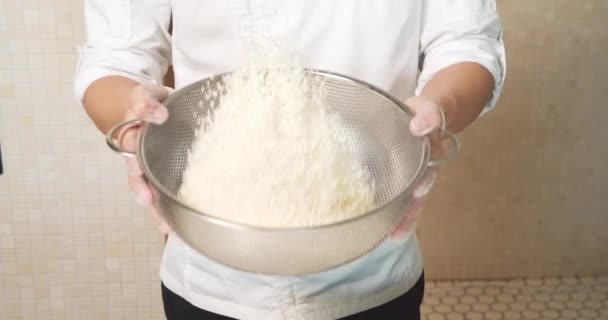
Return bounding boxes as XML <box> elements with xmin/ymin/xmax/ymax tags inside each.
<box><xmin>74</xmin><ymin>1</ymin><xmax>506</xmax><ymax>319</ymax></box>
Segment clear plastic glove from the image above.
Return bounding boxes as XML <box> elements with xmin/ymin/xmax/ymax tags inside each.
<box><xmin>120</xmin><ymin>84</ymin><xmax>172</xmax><ymax>234</ymax></box>
<box><xmin>391</xmin><ymin>96</ymin><xmax>445</xmax><ymax>239</ymax></box>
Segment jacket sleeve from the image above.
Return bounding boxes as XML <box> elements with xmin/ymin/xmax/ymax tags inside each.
<box><xmin>73</xmin><ymin>0</ymin><xmax>172</xmax><ymax>104</ymax></box>
<box><xmin>417</xmin><ymin>0</ymin><xmax>506</xmax><ymax>115</ymax></box>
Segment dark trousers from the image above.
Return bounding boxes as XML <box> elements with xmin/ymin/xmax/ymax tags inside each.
<box><xmin>162</xmin><ymin>273</ymin><xmax>425</xmax><ymax>320</ymax></box>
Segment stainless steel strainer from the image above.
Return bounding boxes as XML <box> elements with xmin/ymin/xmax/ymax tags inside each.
<box><xmin>105</xmin><ymin>70</ymin><xmax>459</xmax><ymax>275</ymax></box>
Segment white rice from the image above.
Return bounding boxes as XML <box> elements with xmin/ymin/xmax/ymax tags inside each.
<box><xmin>178</xmin><ymin>50</ymin><xmax>376</xmax><ymax>228</ymax></box>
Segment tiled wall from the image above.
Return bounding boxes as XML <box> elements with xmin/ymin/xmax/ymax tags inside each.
<box><xmin>0</xmin><ymin>0</ymin><xmax>165</xmax><ymax>319</ymax></box>
<box><xmin>0</xmin><ymin>0</ymin><xmax>606</xmax><ymax>319</ymax></box>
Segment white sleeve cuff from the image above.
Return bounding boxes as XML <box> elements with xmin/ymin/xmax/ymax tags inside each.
<box><xmin>73</xmin><ymin>45</ymin><xmax>166</xmax><ymax>105</ymax></box>
<box><xmin>416</xmin><ymin>30</ymin><xmax>506</xmax><ymax>117</ymax></box>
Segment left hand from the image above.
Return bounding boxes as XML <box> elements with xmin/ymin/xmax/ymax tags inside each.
<box><xmin>121</xmin><ymin>84</ymin><xmax>173</xmax><ymax>234</ymax></box>
<box><xmin>391</xmin><ymin>96</ymin><xmax>445</xmax><ymax>239</ymax></box>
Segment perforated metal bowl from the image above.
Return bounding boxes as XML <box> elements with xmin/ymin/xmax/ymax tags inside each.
<box><xmin>106</xmin><ymin>70</ymin><xmax>458</xmax><ymax>275</ymax></box>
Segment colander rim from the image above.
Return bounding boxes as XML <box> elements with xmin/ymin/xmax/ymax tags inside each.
<box><xmin>137</xmin><ymin>69</ymin><xmax>432</xmax><ymax>232</ymax></box>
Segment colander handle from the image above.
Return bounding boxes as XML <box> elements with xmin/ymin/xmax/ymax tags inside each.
<box><xmin>105</xmin><ymin>119</ymin><xmax>145</xmax><ymax>158</ymax></box>
<box><xmin>427</xmin><ymin>129</ymin><xmax>460</xmax><ymax>167</ymax></box>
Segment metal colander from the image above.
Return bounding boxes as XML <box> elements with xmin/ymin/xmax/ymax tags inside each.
<box><xmin>106</xmin><ymin>70</ymin><xmax>458</xmax><ymax>275</ymax></box>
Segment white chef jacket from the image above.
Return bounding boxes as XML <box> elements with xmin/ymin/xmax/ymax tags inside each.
<box><xmin>74</xmin><ymin>1</ymin><xmax>506</xmax><ymax>319</ymax></box>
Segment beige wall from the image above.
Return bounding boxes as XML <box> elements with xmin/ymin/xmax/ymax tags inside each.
<box><xmin>0</xmin><ymin>1</ymin><xmax>165</xmax><ymax>318</ymax></box>
<box><xmin>0</xmin><ymin>0</ymin><xmax>606</xmax><ymax>319</ymax></box>
<box><xmin>420</xmin><ymin>0</ymin><xmax>608</xmax><ymax>279</ymax></box>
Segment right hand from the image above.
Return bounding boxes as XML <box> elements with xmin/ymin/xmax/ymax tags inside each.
<box><xmin>391</xmin><ymin>96</ymin><xmax>445</xmax><ymax>239</ymax></box>
<box><xmin>120</xmin><ymin>84</ymin><xmax>172</xmax><ymax>233</ymax></box>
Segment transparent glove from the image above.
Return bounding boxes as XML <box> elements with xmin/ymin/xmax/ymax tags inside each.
<box><xmin>119</xmin><ymin>84</ymin><xmax>172</xmax><ymax>234</ymax></box>
<box><xmin>391</xmin><ymin>96</ymin><xmax>445</xmax><ymax>239</ymax></box>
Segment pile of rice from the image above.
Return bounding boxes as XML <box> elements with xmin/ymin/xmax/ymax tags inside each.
<box><xmin>178</xmin><ymin>51</ymin><xmax>376</xmax><ymax>228</ymax></box>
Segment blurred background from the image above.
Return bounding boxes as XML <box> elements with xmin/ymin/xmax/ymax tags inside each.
<box><xmin>0</xmin><ymin>0</ymin><xmax>606</xmax><ymax>319</ymax></box>
<box><xmin>420</xmin><ymin>1</ymin><xmax>608</xmax><ymax>279</ymax></box>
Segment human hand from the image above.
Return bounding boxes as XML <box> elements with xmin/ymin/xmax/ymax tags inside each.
<box><xmin>119</xmin><ymin>84</ymin><xmax>172</xmax><ymax>234</ymax></box>
<box><xmin>391</xmin><ymin>96</ymin><xmax>446</xmax><ymax>239</ymax></box>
